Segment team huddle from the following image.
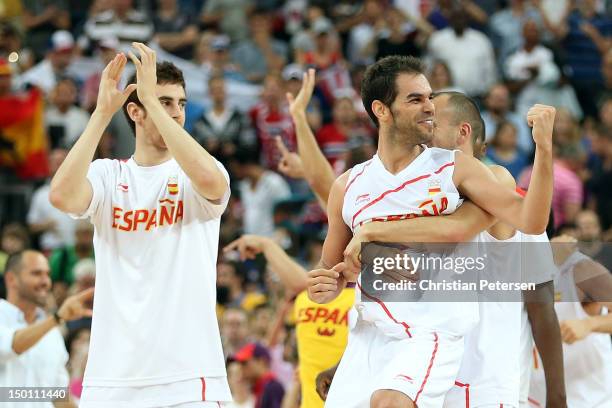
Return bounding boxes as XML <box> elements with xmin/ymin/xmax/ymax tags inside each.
<box><xmin>47</xmin><ymin>43</ymin><xmax>612</xmax><ymax>408</ymax></box>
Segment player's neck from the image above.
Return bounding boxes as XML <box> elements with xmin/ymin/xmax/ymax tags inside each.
<box><xmin>377</xmin><ymin>135</ymin><xmax>424</xmax><ymax>175</ymax></box>
<box><xmin>133</xmin><ymin>135</ymin><xmax>172</xmax><ymax>167</ymax></box>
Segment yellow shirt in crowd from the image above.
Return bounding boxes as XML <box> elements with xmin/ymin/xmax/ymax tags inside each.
<box><xmin>294</xmin><ymin>287</ymin><xmax>354</xmax><ymax>408</ymax></box>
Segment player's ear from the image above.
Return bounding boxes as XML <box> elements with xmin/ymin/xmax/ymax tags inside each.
<box><xmin>127</xmin><ymin>102</ymin><xmax>146</xmax><ymax>126</ymax></box>
<box><xmin>372</xmin><ymin>100</ymin><xmax>388</xmax><ymax>124</ymax></box>
<box><xmin>458</xmin><ymin>122</ymin><xmax>471</xmax><ymax>145</ymax></box>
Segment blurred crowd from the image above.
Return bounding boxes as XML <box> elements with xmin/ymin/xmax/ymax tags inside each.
<box><xmin>0</xmin><ymin>0</ymin><xmax>611</xmax><ymax>406</ymax></box>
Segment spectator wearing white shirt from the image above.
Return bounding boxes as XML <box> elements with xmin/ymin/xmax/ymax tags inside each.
<box><xmin>45</xmin><ymin>78</ymin><xmax>90</xmax><ymax>149</ymax></box>
<box><xmin>427</xmin><ymin>8</ymin><xmax>497</xmax><ymax>97</ymax></box>
<box><xmin>27</xmin><ymin>149</ymin><xmax>77</xmax><ymax>254</ymax></box>
<box><xmin>0</xmin><ymin>250</ymin><xmax>94</xmax><ymax>408</ymax></box>
<box><xmin>17</xmin><ymin>30</ymin><xmax>76</xmax><ymax>95</ymax></box>
<box><xmin>233</xmin><ymin>149</ymin><xmax>291</xmax><ymax>237</ymax></box>
<box><xmin>505</xmin><ymin>19</ymin><xmax>582</xmax><ymax>121</ymax></box>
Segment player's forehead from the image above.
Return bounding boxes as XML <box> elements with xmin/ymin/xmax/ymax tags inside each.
<box><xmin>394</xmin><ymin>73</ymin><xmax>432</xmax><ymax>99</ymax></box>
<box><xmin>155</xmin><ymin>83</ymin><xmax>186</xmax><ymax>100</ymax></box>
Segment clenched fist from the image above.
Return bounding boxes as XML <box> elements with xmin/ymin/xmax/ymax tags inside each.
<box><xmin>307</xmin><ymin>263</ymin><xmax>347</xmax><ymax>304</ymax></box>
<box><xmin>526</xmin><ymin>104</ymin><xmax>556</xmax><ymax>151</ymax></box>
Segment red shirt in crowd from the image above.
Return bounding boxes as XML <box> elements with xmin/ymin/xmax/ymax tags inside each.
<box><xmin>249</xmin><ymin>101</ymin><xmax>296</xmax><ymax>170</ymax></box>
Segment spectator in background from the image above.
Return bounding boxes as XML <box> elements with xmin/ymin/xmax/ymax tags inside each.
<box><xmin>283</xmin><ymin>64</ymin><xmax>322</xmax><ymax>132</ymax></box>
<box><xmin>485</xmin><ymin>120</ymin><xmax>528</xmax><ymax>179</ymax></box>
<box><xmin>575</xmin><ymin>209</ymin><xmax>612</xmax><ymax>271</ymax></box>
<box><xmin>48</xmin><ymin>220</ymin><xmax>94</xmax><ymax>307</ymax></box>
<box><xmin>489</xmin><ymin>0</ymin><xmax>544</xmax><ymax>67</ymax></box>
<box><xmin>428</xmin><ymin>60</ymin><xmax>463</xmax><ymax>93</ymax></box>
<box><xmin>0</xmin><ymin>223</ymin><xmax>30</xmax><ymax>277</ymax></box>
<box><xmin>346</xmin><ymin>0</ymin><xmax>386</xmax><ymax>65</ymax></box>
<box><xmin>217</xmin><ymin>260</ymin><xmax>266</xmax><ymax>311</ymax></box>
<box><xmin>519</xmin><ymin>142</ymin><xmax>584</xmax><ymax>229</ymax></box>
<box><xmin>221</xmin><ymin>307</ymin><xmax>251</xmax><ymax>358</ymax></box>
<box><xmin>27</xmin><ymin>148</ymin><xmax>77</xmax><ymax>254</ymax></box>
<box><xmin>372</xmin><ymin>7</ymin><xmax>428</xmax><ymax>61</ymax></box>
<box><xmin>249</xmin><ymin>74</ymin><xmax>296</xmax><ymax>171</ymax></box>
<box><xmin>506</xmin><ymin>19</ymin><xmax>582</xmax><ymax>121</ymax></box>
<box><xmin>45</xmin><ymin>78</ymin><xmax>90</xmax><ymax>148</ymax></box>
<box><xmin>232</xmin><ymin>148</ymin><xmax>291</xmax><ymax>237</ymax></box>
<box><xmin>200</xmin><ymin>0</ymin><xmax>253</xmax><ymax>43</ymax></box>
<box><xmin>192</xmin><ymin>31</ymin><xmax>214</xmax><ymax>67</ymax></box>
<box><xmin>550</xmin><ymin>0</ymin><xmax>612</xmax><ymax>119</ymax></box>
<box><xmin>596</xmin><ymin>49</ymin><xmax>612</xmax><ymax>114</ymax></box>
<box><xmin>232</xmin><ymin>343</ymin><xmax>285</xmax><ymax>408</ymax></box>
<box><xmin>193</xmin><ymin>75</ymin><xmax>255</xmax><ymax>165</ymax></box>
<box><xmin>231</xmin><ymin>10</ymin><xmax>288</xmax><ymax>84</ymax></box>
<box><xmin>152</xmin><ymin>0</ymin><xmax>199</xmax><ymax>60</ymax></box>
<box><xmin>0</xmin><ymin>23</ymin><xmax>34</xmax><ymax>75</ymax></box>
<box><xmin>0</xmin><ymin>250</ymin><xmax>93</xmax><ymax>404</ymax></box>
<box><xmin>481</xmin><ymin>83</ymin><xmax>533</xmax><ymax>154</ymax></box>
<box><xmin>83</xmin><ymin>0</ymin><xmax>153</xmax><ymax>51</ymax></box>
<box><xmin>226</xmin><ymin>361</ymin><xmax>256</xmax><ymax>408</ymax></box>
<box><xmin>21</xmin><ymin>0</ymin><xmax>70</xmax><ymax>60</ymax></box>
<box><xmin>587</xmin><ymin>123</ymin><xmax>612</xmax><ymax>230</ymax></box>
<box><xmin>204</xmin><ymin>35</ymin><xmax>246</xmax><ymax>82</ymax></box>
<box><xmin>427</xmin><ymin>7</ymin><xmax>497</xmax><ymax>98</ymax></box>
<box><xmin>17</xmin><ymin>30</ymin><xmax>76</xmax><ymax>94</ymax></box>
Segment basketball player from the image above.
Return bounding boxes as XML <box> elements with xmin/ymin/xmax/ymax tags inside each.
<box><xmin>327</xmin><ymin>92</ymin><xmax>566</xmax><ymax>408</ymax></box>
<box><xmin>49</xmin><ymin>44</ymin><xmax>231</xmax><ymax>407</ymax></box>
<box><xmin>529</xmin><ymin>235</ymin><xmax>612</xmax><ymax>407</ymax></box>
<box><xmin>307</xmin><ymin>56</ymin><xmax>555</xmax><ymax>408</ymax></box>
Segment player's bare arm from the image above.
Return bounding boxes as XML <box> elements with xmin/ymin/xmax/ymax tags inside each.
<box><xmin>561</xmin><ymin>311</ymin><xmax>612</xmax><ymax>344</ymax></box>
<box><xmin>453</xmin><ymin>105</ymin><xmax>555</xmax><ymax>234</ymax></box>
<box><xmin>286</xmin><ymin>69</ymin><xmax>336</xmax><ymax>209</ymax></box>
<box><xmin>307</xmin><ymin>173</ymin><xmax>353</xmax><ymax>304</ymax></box>
<box><xmin>50</xmin><ymin>54</ymin><xmax>137</xmax><ymax>214</ymax></box>
<box><xmin>224</xmin><ymin>235</ymin><xmax>308</xmax><ymax>294</ymax></box>
<box><xmin>128</xmin><ymin>43</ymin><xmax>227</xmax><ymax>201</ymax></box>
<box><xmin>525</xmin><ymin>285</ymin><xmax>567</xmax><ymax>408</ymax></box>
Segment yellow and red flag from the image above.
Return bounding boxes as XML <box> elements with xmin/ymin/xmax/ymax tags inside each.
<box><xmin>0</xmin><ymin>87</ymin><xmax>49</xmax><ymax>179</ymax></box>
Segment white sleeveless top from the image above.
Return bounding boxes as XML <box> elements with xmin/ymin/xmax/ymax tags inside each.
<box><xmin>529</xmin><ymin>251</ymin><xmax>612</xmax><ymax>407</ymax></box>
<box><xmin>342</xmin><ymin>147</ymin><xmax>479</xmax><ymax>338</ymax></box>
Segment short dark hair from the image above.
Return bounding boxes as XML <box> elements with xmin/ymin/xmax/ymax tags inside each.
<box><xmin>435</xmin><ymin>91</ymin><xmax>485</xmax><ymax>146</ymax></box>
<box><xmin>4</xmin><ymin>251</ymin><xmax>24</xmax><ymax>276</ymax></box>
<box><xmin>122</xmin><ymin>61</ymin><xmax>186</xmax><ymax>135</ymax></box>
<box><xmin>361</xmin><ymin>55</ymin><xmax>425</xmax><ymax>127</ymax></box>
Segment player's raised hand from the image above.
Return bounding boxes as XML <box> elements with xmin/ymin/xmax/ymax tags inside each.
<box><xmin>276</xmin><ymin>136</ymin><xmax>305</xmax><ymax>179</ymax></box>
<box><xmin>307</xmin><ymin>263</ymin><xmax>346</xmax><ymax>304</ymax></box>
<box><xmin>286</xmin><ymin>68</ymin><xmax>316</xmax><ymax>117</ymax></box>
<box><xmin>95</xmin><ymin>53</ymin><xmax>137</xmax><ymax>117</ymax></box>
<box><xmin>128</xmin><ymin>42</ymin><xmax>158</xmax><ymax>104</ymax></box>
<box><xmin>527</xmin><ymin>104</ymin><xmax>555</xmax><ymax>151</ymax></box>
<box><xmin>57</xmin><ymin>287</ymin><xmax>94</xmax><ymax>321</ymax></box>
<box><xmin>223</xmin><ymin>235</ymin><xmax>270</xmax><ymax>261</ymax></box>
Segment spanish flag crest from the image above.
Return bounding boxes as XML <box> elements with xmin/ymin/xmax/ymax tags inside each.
<box><xmin>428</xmin><ymin>179</ymin><xmax>441</xmax><ymax>196</ymax></box>
<box><xmin>167</xmin><ymin>176</ymin><xmax>179</xmax><ymax>195</ymax></box>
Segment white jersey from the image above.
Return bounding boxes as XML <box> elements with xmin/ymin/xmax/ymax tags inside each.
<box><xmin>342</xmin><ymin>147</ymin><xmax>478</xmax><ymax>337</ymax></box>
<box><xmin>75</xmin><ymin>158</ymin><xmax>230</xmax><ymax>388</ymax></box>
<box><xmin>446</xmin><ymin>230</ymin><xmax>523</xmax><ymax>408</ymax></box>
<box><xmin>529</xmin><ymin>251</ymin><xmax>612</xmax><ymax>408</ymax></box>
<box><xmin>518</xmin><ymin>232</ymin><xmax>557</xmax><ymax>405</ymax></box>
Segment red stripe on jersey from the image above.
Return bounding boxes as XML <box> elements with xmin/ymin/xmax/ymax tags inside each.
<box><xmin>345</xmin><ymin>160</ymin><xmax>373</xmax><ymax>194</ymax></box>
<box><xmin>201</xmin><ymin>377</ymin><xmax>206</xmax><ymax>401</ymax></box>
<box><xmin>454</xmin><ymin>381</ymin><xmax>470</xmax><ymax>408</ymax></box>
<box><xmin>516</xmin><ymin>187</ymin><xmax>526</xmax><ymax>197</ymax></box>
<box><xmin>528</xmin><ymin>397</ymin><xmax>542</xmax><ymax>407</ymax></box>
<box><xmin>351</xmin><ymin>162</ymin><xmax>454</xmax><ymax>228</ymax></box>
<box><xmin>357</xmin><ymin>282</ymin><xmax>412</xmax><ymax>337</ymax></box>
<box><xmin>414</xmin><ymin>332</ymin><xmax>440</xmax><ymax>404</ymax></box>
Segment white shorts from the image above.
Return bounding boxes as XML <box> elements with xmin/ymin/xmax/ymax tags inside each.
<box><xmin>324</xmin><ymin>320</ymin><xmax>463</xmax><ymax>408</ymax></box>
<box><xmin>444</xmin><ymin>381</ymin><xmax>519</xmax><ymax>408</ymax></box>
<box><xmin>79</xmin><ymin>377</ymin><xmax>231</xmax><ymax>408</ymax></box>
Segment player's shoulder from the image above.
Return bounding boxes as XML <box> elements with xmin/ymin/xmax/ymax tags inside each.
<box><xmin>487</xmin><ymin>164</ymin><xmax>517</xmax><ymax>189</ymax></box>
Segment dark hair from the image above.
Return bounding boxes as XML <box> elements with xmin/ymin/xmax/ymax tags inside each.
<box><xmin>232</xmin><ymin>146</ymin><xmax>261</xmax><ymax>165</ymax></box>
<box><xmin>435</xmin><ymin>91</ymin><xmax>485</xmax><ymax>146</ymax></box>
<box><xmin>122</xmin><ymin>61</ymin><xmax>186</xmax><ymax>135</ymax></box>
<box><xmin>491</xmin><ymin>120</ymin><xmax>517</xmax><ymax>148</ymax></box>
<box><xmin>361</xmin><ymin>55</ymin><xmax>425</xmax><ymax>127</ymax></box>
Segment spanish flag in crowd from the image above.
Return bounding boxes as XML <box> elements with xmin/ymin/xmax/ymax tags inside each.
<box><xmin>0</xmin><ymin>63</ymin><xmax>48</xmax><ymax>179</ymax></box>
